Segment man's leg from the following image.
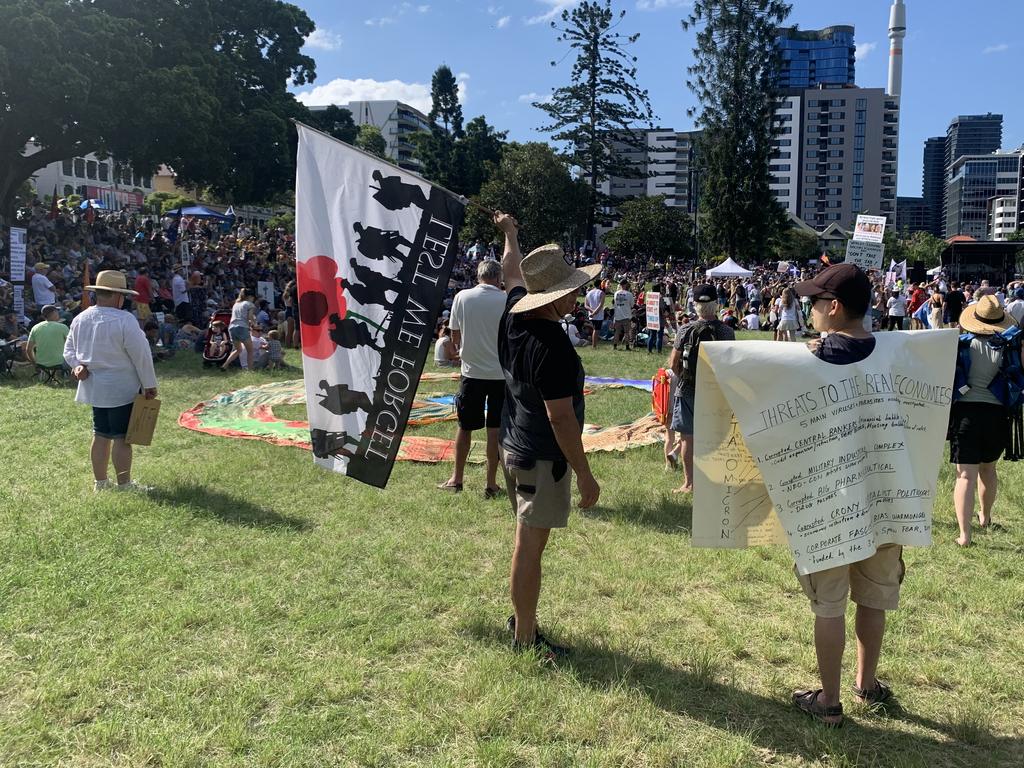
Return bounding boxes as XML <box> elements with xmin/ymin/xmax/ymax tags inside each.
<box><xmin>91</xmin><ymin>436</ymin><xmax>112</xmax><ymax>482</ymax></box>
<box><xmin>674</xmin><ymin>433</ymin><xmax>694</xmax><ymax>493</ymax></box>
<box><xmin>485</xmin><ymin>427</ymin><xmax>500</xmax><ymax>491</ymax></box>
<box><xmin>814</xmin><ymin>615</ymin><xmax>846</xmax><ymax>709</ymax></box>
<box><xmin>511</xmin><ymin>522</ymin><xmax>551</xmax><ymax>644</ymax></box>
<box><xmin>854</xmin><ymin>605</ymin><xmax>886</xmax><ymax>692</ymax></box>
<box><xmin>111</xmin><ymin>439</ymin><xmax>133</xmax><ymax>485</ymax></box>
<box><xmin>977</xmin><ymin>461</ymin><xmax>998</xmax><ymax>526</ymax></box>
<box><xmin>954</xmin><ymin>463</ymin><xmax>979</xmax><ymax>546</ymax></box>
<box><xmin>443</xmin><ymin>427</ymin><xmax>472</xmax><ymax>487</ymax></box>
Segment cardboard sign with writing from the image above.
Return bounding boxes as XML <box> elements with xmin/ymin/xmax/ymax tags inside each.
<box><xmin>845</xmin><ymin>240</ymin><xmax>885</xmax><ymax>272</ymax></box>
<box><xmin>693</xmin><ymin>331</ymin><xmax>957</xmax><ymax>574</ymax></box>
<box><xmin>645</xmin><ymin>292</ymin><xmax>662</xmax><ymax>331</ymax></box>
<box><xmin>125</xmin><ymin>396</ymin><xmax>161</xmax><ymax>446</ymax></box>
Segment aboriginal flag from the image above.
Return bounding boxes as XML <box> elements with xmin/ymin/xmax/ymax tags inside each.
<box><xmin>294</xmin><ymin>122</ymin><xmax>466</xmax><ymax>488</ymax></box>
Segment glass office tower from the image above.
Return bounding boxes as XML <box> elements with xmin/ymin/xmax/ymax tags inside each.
<box><xmin>776</xmin><ymin>26</ymin><xmax>856</xmax><ymax>90</ymax></box>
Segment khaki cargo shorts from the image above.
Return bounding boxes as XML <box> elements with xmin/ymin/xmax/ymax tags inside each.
<box><xmin>796</xmin><ymin>544</ymin><xmax>906</xmax><ymax>618</ymax></box>
<box><xmin>500</xmin><ymin>449</ymin><xmax>572</xmax><ymax>529</ymax></box>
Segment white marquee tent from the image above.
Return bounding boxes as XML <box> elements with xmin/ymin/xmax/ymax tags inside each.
<box><xmin>705</xmin><ymin>257</ymin><xmax>753</xmax><ymax>278</ymax></box>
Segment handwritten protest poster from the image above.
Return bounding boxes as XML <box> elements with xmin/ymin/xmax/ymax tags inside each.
<box><xmin>693</xmin><ymin>350</ymin><xmax>786</xmax><ymax>547</ymax></box>
<box><xmin>646</xmin><ymin>292</ymin><xmax>661</xmax><ymax>331</ymax></box>
<box><xmin>693</xmin><ymin>331</ymin><xmax>957</xmax><ymax>574</ymax></box>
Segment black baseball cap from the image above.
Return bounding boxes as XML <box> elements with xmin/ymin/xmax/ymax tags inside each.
<box><xmin>693</xmin><ymin>283</ymin><xmax>717</xmax><ymax>302</ymax></box>
<box><xmin>794</xmin><ymin>263</ymin><xmax>871</xmax><ymax>317</ymax></box>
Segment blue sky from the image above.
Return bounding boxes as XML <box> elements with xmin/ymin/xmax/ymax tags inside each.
<box><xmin>291</xmin><ymin>0</ymin><xmax>1023</xmax><ymax>197</ymax></box>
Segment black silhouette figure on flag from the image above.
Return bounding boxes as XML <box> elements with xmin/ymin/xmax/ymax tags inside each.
<box><xmin>316</xmin><ymin>379</ymin><xmax>373</xmax><ymax>416</ymax></box>
<box><xmin>343</xmin><ymin>260</ymin><xmax>403</xmax><ymax>309</ymax></box>
<box><xmin>370</xmin><ymin>169</ymin><xmax>428</xmax><ymax>212</ymax></box>
<box><xmin>310</xmin><ymin>428</ymin><xmax>362</xmax><ymax>459</ymax></box>
<box><xmin>353</xmin><ymin>222</ymin><xmax>412</xmax><ymax>265</ymax></box>
<box><xmin>328</xmin><ymin>313</ymin><xmax>386</xmax><ymax>353</ymax></box>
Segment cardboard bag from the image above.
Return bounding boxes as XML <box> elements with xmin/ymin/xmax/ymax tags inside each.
<box><xmin>126</xmin><ymin>396</ymin><xmax>161</xmax><ymax>446</ymax></box>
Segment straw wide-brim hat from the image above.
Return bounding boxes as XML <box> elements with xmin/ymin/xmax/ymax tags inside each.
<box><xmin>34</xmin><ymin>262</ymin><xmax>50</xmax><ymax>272</ymax></box>
<box><xmin>509</xmin><ymin>244</ymin><xmax>602</xmax><ymax>314</ymax></box>
<box><xmin>84</xmin><ymin>269</ymin><xmax>139</xmax><ymax>297</ymax></box>
<box><xmin>959</xmin><ymin>294</ymin><xmax>1014</xmax><ymax>334</ymax></box>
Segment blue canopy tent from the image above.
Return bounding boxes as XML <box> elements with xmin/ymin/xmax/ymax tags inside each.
<box><xmin>166</xmin><ymin>204</ymin><xmax>231</xmax><ymax>220</ymax></box>
<box><xmin>79</xmin><ymin>198</ymin><xmax>108</xmax><ymax>210</ymax></box>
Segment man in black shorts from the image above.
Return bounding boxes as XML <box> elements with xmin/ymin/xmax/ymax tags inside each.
<box><xmin>942</xmin><ymin>281</ymin><xmax>966</xmax><ymax>328</ymax></box>
<box><xmin>495</xmin><ymin>211</ymin><xmax>601</xmax><ymax>661</ymax></box>
<box><xmin>437</xmin><ymin>260</ymin><xmax>507</xmax><ymax>498</ymax></box>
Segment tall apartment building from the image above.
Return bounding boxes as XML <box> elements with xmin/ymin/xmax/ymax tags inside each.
<box><xmin>768</xmin><ymin>86</ymin><xmax>898</xmax><ymax>230</ymax></box>
<box><xmin>308</xmin><ymin>100</ymin><xmax>432</xmax><ymax>172</ymax></box>
<box><xmin>775</xmin><ymin>26</ymin><xmax>856</xmax><ymax>90</ymax></box>
<box><xmin>945</xmin><ymin>114</ymin><xmax>1003</xmax><ymax>170</ymax></box>
<box><xmin>944</xmin><ymin>149</ymin><xmax>1023</xmax><ymax>240</ymax></box>
<box><xmin>599</xmin><ymin>129</ymin><xmax>701</xmax><ymax>214</ymax></box>
<box><xmin>988</xmin><ymin>196</ymin><xmax>1019</xmax><ymax>241</ymax></box>
<box><xmin>921</xmin><ymin>136</ymin><xmax>946</xmax><ymax>236</ymax></box>
<box><xmin>896</xmin><ymin>196</ymin><xmax>929</xmax><ymax>234</ymax></box>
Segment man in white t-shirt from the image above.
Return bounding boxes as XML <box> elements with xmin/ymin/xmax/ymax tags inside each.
<box><xmin>886</xmin><ymin>291</ymin><xmax>907</xmax><ymax>331</ymax></box>
<box><xmin>171</xmin><ymin>266</ymin><xmax>190</xmax><ymax>322</ymax></box>
<box><xmin>438</xmin><ymin>260</ymin><xmax>507</xmax><ymax>498</ymax></box>
<box><xmin>1006</xmin><ymin>287</ymin><xmax>1024</xmax><ymax>325</ymax></box>
<box><xmin>612</xmin><ymin>279</ymin><xmax>635</xmax><ymax>351</ymax></box>
<box><xmin>741</xmin><ymin>311</ymin><xmax>761</xmax><ymax>330</ymax></box>
<box><xmin>32</xmin><ymin>262</ymin><xmax>56</xmax><ymax>306</ymax></box>
<box><xmin>583</xmin><ymin>279</ymin><xmax>605</xmax><ymax>348</ymax></box>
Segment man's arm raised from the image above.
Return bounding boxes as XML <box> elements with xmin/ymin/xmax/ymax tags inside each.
<box><xmin>495</xmin><ymin>211</ymin><xmax>524</xmax><ymax>293</ymax></box>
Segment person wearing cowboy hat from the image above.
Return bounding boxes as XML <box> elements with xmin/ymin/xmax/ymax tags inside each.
<box><xmin>494</xmin><ymin>211</ymin><xmax>601</xmax><ymax>662</ymax></box>
<box><xmin>63</xmin><ymin>270</ymin><xmax>158</xmax><ymax>492</ymax></box>
<box><xmin>948</xmin><ymin>294</ymin><xmax>1016</xmax><ymax>547</ymax></box>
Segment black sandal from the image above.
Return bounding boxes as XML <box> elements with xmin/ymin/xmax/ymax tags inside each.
<box><xmin>793</xmin><ymin>689</ymin><xmax>844</xmax><ymax>727</ymax></box>
<box><xmin>852</xmin><ymin>679</ymin><xmax>893</xmax><ymax>708</ymax></box>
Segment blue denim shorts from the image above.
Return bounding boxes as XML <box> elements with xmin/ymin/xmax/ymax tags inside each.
<box><xmin>671</xmin><ymin>392</ymin><xmax>695</xmax><ymax>435</ymax></box>
<box><xmin>92</xmin><ymin>401</ymin><xmax>135</xmax><ymax>439</ymax></box>
<box><xmin>229</xmin><ymin>325</ymin><xmax>251</xmax><ymax>343</ymax></box>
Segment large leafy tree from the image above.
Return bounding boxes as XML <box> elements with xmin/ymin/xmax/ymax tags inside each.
<box><xmin>0</xmin><ymin>0</ymin><xmax>318</xmax><ymax>216</ymax></box>
<box><xmin>306</xmin><ymin>105</ymin><xmax>359</xmax><ymax>145</ymax></box>
<box><xmin>458</xmin><ymin>116</ymin><xmax>507</xmax><ymax>198</ymax></box>
<box><xmin>461</xmin><ymin>142</ymin><xmax>589</xmax><ymax>254</ymax></box>
<box><xmin>903</xmin><ymin>230</ymin><xmax>947</xmax><ymax>268</ymax></box>
<box><xmin>535</xmin><ymin>0</ymin><xmax>655</xmax><ymax>243</ymax></box>
<box><xmin>683</xmin><ymin>1</ymin><xmax>790</xmax><ymax>261</ymax></box>
<box><xmin>602</xmin><ymin>196</ymin><xmax>694</xmax><ymax>263</ymax></box>
<box><xmin>413</xmin><ymin>64</ymin><xmax>465</xmax><ymax>191</ymax></box>
<box><xmin>355</xmin><ymin>125</ymin><xmax>387</xmax><ymax>159</ymax></box>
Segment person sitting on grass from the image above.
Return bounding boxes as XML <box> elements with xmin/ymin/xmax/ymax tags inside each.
<box><xmin>266</xmin><ymin>330</ymin><xmax>285</xmax><ymax>369</ymax></box>
<box><xmin>433</xmin><ymin>323</ymin><xmax>460</xmax><ymax>367</ymax></box>
<box><xmin>25</xmin><ymin>304</ymin><xmax>70</xmax><ymax>374</ymax></box>
<box><xmin>789</xmin><ymin>264</ymin><xmax>897</xmax><ymax>728</ymax></box>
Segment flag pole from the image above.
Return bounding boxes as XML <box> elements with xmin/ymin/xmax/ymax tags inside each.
<box><xmin>290</xmin><ymin>119</ymin><xmax>496</xmax><ymax>218</ymax></box>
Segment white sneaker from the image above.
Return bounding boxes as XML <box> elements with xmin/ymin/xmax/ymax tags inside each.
<box><xmin>94</xmin><ymin>479</ymin><xmax>114</xmax><ymax>492</ymax></box>
<box><xmin>114</xmin><ymin>481</ymin><xmax>153</xmax><ymax>493</ymax></box>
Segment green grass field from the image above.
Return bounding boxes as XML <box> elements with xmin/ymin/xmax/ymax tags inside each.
<box><xmin>1</xmin><ymin>336</ymin><xmax>1022</xmax><ymax>768</ymax></box>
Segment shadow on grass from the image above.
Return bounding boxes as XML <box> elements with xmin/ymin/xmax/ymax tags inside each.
<box><xmin>150</xmin><ymin>483</ymin><xmax>312</xmax><ymax>532</ymax></box>
<box><xmin>463</xmin><ymin>616</ymin><xmax>1017</xmax><ymax>766</ymax></box>
<box><xmin>582</xmin><ymin>494</ymin><xmax>692</xmax><ymax>535</ymax></box>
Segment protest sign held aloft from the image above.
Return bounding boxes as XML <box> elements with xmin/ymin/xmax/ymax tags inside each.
<box><xmin>693</xmin><ymin>331</ymin><xmax>958</xmax><ymax>574</ymax></box>
<box><xmin>294</xmin><ymin>123</ymin><xmax>466</xmax><ymax>488</ymax></box>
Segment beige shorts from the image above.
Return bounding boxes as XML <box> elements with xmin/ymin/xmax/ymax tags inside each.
<box><xmin>796</xmin><ymin>544</ymin><xmax>905</xmax><ymax>618</ymax></box>
<box><xmin>500</xmin><ymin>449</ymin><xmax>572</xmax><ymax>529</ymax></box>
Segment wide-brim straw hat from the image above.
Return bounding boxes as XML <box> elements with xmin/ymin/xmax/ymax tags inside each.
<box><xmin>84</xmin><ymin>269</ymin><xmax>139</xmax><ymax>296</ymax></box>
<box><xmin>959</xmin><ymin>294</ymin><xmax>1014</xmax><ymax>334</ymax></box>
<box><xmin>509</xmin><ymin>244</ymin><xmax>602</xmax><ymax>314</ymax></box>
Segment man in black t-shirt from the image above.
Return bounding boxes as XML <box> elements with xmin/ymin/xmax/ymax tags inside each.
<box><xmin>943</xmin><ymin>282</ymin><xmax>966</xmax><ymax>328</ymax></box>
<box><xmin>494</xmin><ymin>211</ymin><xmax>602</xmax><ymax>662</ymax></box>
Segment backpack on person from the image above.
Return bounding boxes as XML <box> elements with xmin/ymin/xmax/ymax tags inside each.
<box><xmin>953</xmin><ymin>325</ymin><xmax>1024</xmax><ymax>460</ymax></box>
<box><xmin>675</xmin><ymin>320</ymin><xmax>718</xmax><ymax>386</ymax></box>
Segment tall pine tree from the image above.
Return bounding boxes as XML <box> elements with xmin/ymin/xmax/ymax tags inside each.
<box><xmin>413</xmin><ymin>64</ymin><xmax>464</xmax><ymax>191</ymax></box>
<box><xmin>535</xmin><ymin>0</ymin><xmax>655</xmax><ymax>245</ymax></box>
<box><xmin>459</xmin><ymin>116</ymin><xmax>507</xmax><ymax>197</ymax></box>
<box><xmin>683</xmin><ymin>1</ymin><xmax>790</xmax><ymax>261</ymax></box>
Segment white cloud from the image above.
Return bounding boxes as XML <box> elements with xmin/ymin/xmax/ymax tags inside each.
<box><xmin>417</xmin><ymin>4</ymin><xmax>430</xmax><ymax>12</ymax></box>
<box><xmin>296</xmin><ymin>73</ymin><xmax>470</xmax><ymax>115</ymax></box>
<box><xmin>983</xmin><ymin>43</ymin><xmax>1009</xmax><ymax>54</ymax></box>
<box><xmin>636</xmin><ymin>0</ymin><xmax>691</xmax><ymax>10</ymax></box>
<box><xmin>525</xmin><ymin>0</ymin><xmax>579</xmax><ymax>25</ymax></box>
<box><xmin>296</xmin><ymin>78</ymin><xmax>433</xmax><ymax>114</ymax></box>
<box><xmin>855</xmin><ymin>42</ymin><xmax>877</xmax><ymax>61</ymax></box>
<box><xmin>497</xmin><ymin>15</ymin><xmax>510</xmax><ymax>28</ymax></box>
<box><xmin>304</xmin><ymin>28</ymin><xmax>343</xmax><ymax>51</ymax></box>
<box><xmin>365</xmin><ymin>16</ymin><xmax>396</xmax><ymax>26</ymax></box>
<box><xmin>518</xmin><ymin>92</ymin><xmax>553</xmax><ymax>104</ymax></box>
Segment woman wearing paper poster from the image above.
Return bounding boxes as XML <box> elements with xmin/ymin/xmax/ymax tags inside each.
<box><xmin>788</xmin><ymin>265</ymin><xmax>902</xmax><ymax>727</ymax></box>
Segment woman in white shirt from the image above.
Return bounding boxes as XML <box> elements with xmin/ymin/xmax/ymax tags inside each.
<box><xmin>775</xmin><ymin>287</ymin><xmax>803</xmax><ymax>342</ymax></box>
<box><xmin>886</xmin><ymin>291</ymin><xmax>907</xmax><ymax>331</ymax></box>
<box><xmin>223</xmin><ymin>288</ymin><xmax>255</xmax><ymax>370</ymax></box>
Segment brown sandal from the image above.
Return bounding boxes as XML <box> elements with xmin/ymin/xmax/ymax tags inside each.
<box><xmin>793</xmin><ymin>689</ymin><xmax>844</xmax><ymax>727</ymax></box>
<box><xmin>852</xmin><ymin>679</ymin><xmax>893</xmax><ymax>709</ymax></box>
